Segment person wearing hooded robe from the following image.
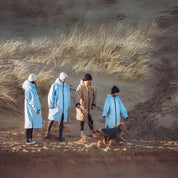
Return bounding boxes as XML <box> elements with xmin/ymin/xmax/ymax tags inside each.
<box><xmin>76</xmin><ymin>73</ymin><xmax>97</xmax><ymax>138</ymax></box>
<box><xmin>44</xmin><ymin>72</ymin><xmax>71</xmax><ymax>141</ymax></box>
<box><xmin>22</xmin><ymin>74</ymin><xmax>43</xmax><ymax>144</ymax></box>
<box><xmin>102</xmin><ymin>86</ymin><xmax>128</xmax><ymax>128</ymax></box>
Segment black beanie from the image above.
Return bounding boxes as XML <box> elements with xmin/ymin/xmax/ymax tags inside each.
<box><xmin>111</xmin><ymin>86</ymin><xmax>120</xmax><ymax>94</ymax></box>
<box><xmin>83</xmin><ymin>73</ymin><xmax>92</xmax><ymax>81</ymax></box>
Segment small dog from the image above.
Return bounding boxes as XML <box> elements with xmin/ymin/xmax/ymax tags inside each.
<box><xmin>92</xmin><ymin>123</ymin><xmax>127</xmax><ymax>148</ymax></box>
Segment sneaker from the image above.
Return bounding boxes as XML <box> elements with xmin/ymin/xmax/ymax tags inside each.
<box><xmin>29</xmin><ymin>139</ymin><xmax>36</xmax><ymax>144</ymax></box>
<box><xmin>90</xmin><ymin>134</ymin><xmax>97</xmax><ymax>138</ymax></box>
<box><xmin>81</xmin><ymin>131</ymin><xmax>86</xmax><ymax>138</ymax></box>
<box><xmin>26</xmin><ymin>140</ymin><xmax>31</xmax><ymax>145</ymax></box>
<box><xmin>44</xmin><ymin>132</ymin><xmax>51</xmax><ymax>139</ymax></box>
<box><xmin>25</xmin><ymin>139</ymin><xmax>36</xmax><ymax>145</ymax></box>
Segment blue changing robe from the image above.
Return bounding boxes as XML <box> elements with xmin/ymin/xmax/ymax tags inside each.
<box><xmin>102</xmin><ymin>94</ymin><xmax>128</xmax><ymax>128</ymax></box>
<box><xmin>48</xmin><ymin>78</ymin><xmax>71</xmax><ymax>122</ymax></box>
<box><xmin>22</xmin><ymin>80</ymin><xmax>43</xmax><ymax>129</ymax></box>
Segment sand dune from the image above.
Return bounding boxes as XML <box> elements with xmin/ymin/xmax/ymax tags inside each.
<box><xmin>0</xmin><ymin>0</ymin><xmax>178</xmax><ymax>177</ymax></box>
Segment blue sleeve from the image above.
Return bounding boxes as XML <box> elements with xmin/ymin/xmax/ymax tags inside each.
<box><xmin>102</xmin><ymin>95</ymin><xmax>110</xmax><ymax>117</ymax></box>
<box><xmin>48</xmin><ymin>84</ymin><xmax>57</xmax><ymax>108</ymax></box>
<box><xmin>119</xmin><ymin>99</ymin><xmax>128</xmax><ymax>119</ymax></box>
<box><xmin>27</xmin><ymin>90</ymin><xmax>40</xmax><ymax>112</ymax></box>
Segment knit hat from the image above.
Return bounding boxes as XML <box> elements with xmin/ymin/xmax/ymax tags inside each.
<box><xmin>83</xmin><ymin>73</ymin><xmax>92</xmax><ymax>81</ymax></box>
<box><xmin>59</xmin><ymin>72</ymin><xmax>68</xmax><ymax>80</ymax></box>
<box><xmin>111</xmin><ymin>86</ymin><xmax>120</xmax><ymax>94</ymax></box>
<box><xmin>28</xmin><ymin>74</ymin><xmax>37</xmax><ymax>82</ymax></box>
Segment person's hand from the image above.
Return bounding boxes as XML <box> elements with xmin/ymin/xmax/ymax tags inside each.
<box><xmin>36</xmin><ymin>111</ymin><xmax>40</xmax><ymax>114</ymax></box>
<box><xmin>91</xmin><ymin>104</ymin><xmax>96</xmax><ymax>110</ymax></box>
<box><xmin>76</xmin><ymin>103</ymin><xmax>81</xmax><ymax>108</ymax></box>
<box><xmin>111</xmin><ymin>126</ymin><xmax>115</xmax><ymax>128</ymax></box>
<box><xmin>49</xmin><ymin>106</ymin><xmax>53</xmax><ymax>109</ymax></box>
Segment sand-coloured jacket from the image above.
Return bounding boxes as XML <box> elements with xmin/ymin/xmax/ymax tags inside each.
<box><xmin>102</xmin><ymin>94</ymin><xmax>128</xmax><ymax>128</ymax></box>
<box><xmin>22</xmin><ymin>80</ymin><xmax>42</xmax><ymax>129</ymax></box>
<box><xmin>76</xmin><ymin>80</ymin><xmax>97</xmax><ymax>121</ymax></box>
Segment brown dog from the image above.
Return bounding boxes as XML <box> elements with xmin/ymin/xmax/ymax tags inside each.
<box><xmin>92</xmin><ymin>123</ymin><xmax>127</xmax><ymax>148</ymax></box>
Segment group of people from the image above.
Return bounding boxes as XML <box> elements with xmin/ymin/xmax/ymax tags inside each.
<box><xmin>22</xmin><ymin>73</ymin><xmax>128</xmax><ymax>144</ymax></box>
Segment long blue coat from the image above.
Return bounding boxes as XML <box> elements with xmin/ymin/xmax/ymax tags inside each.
<box><xmin>102</xmin><ymin>94</ymin><xmax>128</xmax><ymax>128</ymax></box>
<box><xmin>22</xmin><ymin>80</ymin><xmax>43</xmax><ymax>129</ymax></box>
<box><xmin>48</xmin><ymin>78</ymin><xmax>71</xmax><ymax>122</ymax></box>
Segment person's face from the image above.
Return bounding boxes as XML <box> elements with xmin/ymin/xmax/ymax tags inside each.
<box><xmin>113</xmin><ymin>93</ymin><xmax>119</xmax><ymax>96</ymax></box>
<box><xmin>85</xmin><ymin>80</ymin><xmax>92</xmax><ymax>86</ymax></box>
<box><xmin>61</xmin><ymin>78</ymin><xmax>67</xmax><ymax>83</ymax></box>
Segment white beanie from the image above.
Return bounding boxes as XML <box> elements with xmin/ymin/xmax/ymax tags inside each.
<box><xmin>59</xmin><ymin>72</ymin><xmax>68</xmax><ymax>80</ymax></box>
<box><xmin>28</xmin><ymin>74</ymin><xmax>37</xmax><ymax>82</ymax></box>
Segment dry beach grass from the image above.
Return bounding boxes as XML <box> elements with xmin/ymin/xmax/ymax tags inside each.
<box><xmin>0</xmin><ymin>21</ymin><xmax>162</xmax><ymax>113</ymax></box>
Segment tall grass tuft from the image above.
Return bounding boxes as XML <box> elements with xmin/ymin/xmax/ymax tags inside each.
<box><xmin>0</xmin><ymin>69</ymin><xmax>18</xmax><ymax>112</ymax></box>
<box><xmin>54</xmin><ymin>21</ymin><xmax>160</xmax><ymax>79</ymax></box>
<box><xmin>0</xmin><ymin>21</ymin><xmax>161</xmax><ymax>79</ymax></box>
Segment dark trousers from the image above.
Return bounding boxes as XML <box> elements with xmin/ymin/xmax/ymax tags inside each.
<box><xmin>26</xmin><ymin>128</ymin><xmax>33</xmax><ymax>141</ymax></box>
<box><xmin>80</xmin><ymin>114</ymin><xmax>93</xmax><ymax>131</ymax></box>
<box><xmin>47</xmin><ymin>114</ymin><xmax>64</xmax><ymax>138</ymax></box>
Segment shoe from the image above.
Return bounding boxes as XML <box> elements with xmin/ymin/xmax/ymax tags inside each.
<box><xmin>44</xmin><ymin>132</ymin><xmax>51</xmax><ymax>139</ymax></box>
<box><xmin>29</xmin><ymin>139</ymin><xmax>36</xmax><ymax>144</ymax></box>
<box><xmin>90</xmin><ymin>134</ymin><xmax>97</xmax><ymax>138</ymax></box>
<box><xmin>26</xmin><ymin>141</ymin><xmax>31</xmax><ymax>145</ymax></box>
<box><xmin>26</xmin><ymin>139</ymin><xmax>36</xmax><ymax>145</ymax></box>
<box><xmin>58</xmin><ymin>137</ymin><xmax>64</xmax><ymax>142</ymax></box>
<box><xmin>81</xmin><ymin>131</ymin><xmax>86</xmax><ymax>138</ymax></box>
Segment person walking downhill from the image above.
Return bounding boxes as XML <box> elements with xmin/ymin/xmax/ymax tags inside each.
<box><xmin>102</xmin><ymin>86</ymin><xmax>128</xmax><ymax>128</ymax></box>
<box><xmin>76</xmin><ymin>73</ymin><xmax>97</xmax><ymax>138</ymax></box>
<box><xmin>22</xmin><ymin>74</ymin><xmax>43</xmax><ymax>144</ymax></box>
<box><xmin>44</xmin><ymin>72</ymin><xmax>71</xmax><ymax>141</ymax></box>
